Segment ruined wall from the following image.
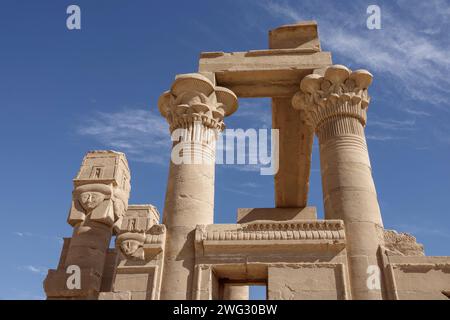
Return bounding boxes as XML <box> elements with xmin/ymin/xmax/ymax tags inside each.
<box><xmin>384</xmin><ymin>255</ymin><xmax>450</xmax><ymax>300</ymax></box>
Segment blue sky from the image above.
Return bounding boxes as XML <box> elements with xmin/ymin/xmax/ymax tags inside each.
<box><xmin>0</xmin><ymin>0</ymin><xmax>449</xmax><ymax>300</ymax></box>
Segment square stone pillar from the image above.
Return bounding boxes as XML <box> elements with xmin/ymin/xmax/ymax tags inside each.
<box><xmin>44</xmin><ymin>151</ymin><xmax>131</xmax><ymax>299</ymax></box>
<box><xmin>269</xmin><ymin>22</ymin><xmax>323</xmax><ymax>208</ymax></box>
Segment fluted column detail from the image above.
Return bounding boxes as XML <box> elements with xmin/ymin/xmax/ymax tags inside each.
<box><xmin>293</xmin><ymin>65</ymin><xmax>384</xmax><ymax>300</ymax></box>
<box><xmin>158</xmin><ymin>73</ymin><xmax>238</xmax><ymax>299</ymax></box>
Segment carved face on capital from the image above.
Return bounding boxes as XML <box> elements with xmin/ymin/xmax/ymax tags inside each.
<box><xmin>120</xmin><ymin>239</ymin><xmax>141</xmax><ymax>256</ymax></box>
<box><xmin>79</xmin><ymin>191</ymin><xmax>105</xmax><ymax>211</ymax></box>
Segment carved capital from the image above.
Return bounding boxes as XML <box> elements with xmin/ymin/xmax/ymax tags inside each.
<box><xmin>158</xmin><ymin>73</ymin><xmax>238</xmax><ymax>134</ymax></box>
<box><xmin>114</xmin><ymin>204</ymin><xmax>166</xmax><ymax>261</ymax></box>
<box><xmin>68</xmin><ymin>151</ymin><xmax>131</xmax><ymax>227</ymax></box>
<box><xmin>292</xmin><ymin>65</ymin><xmax>373</xmax><ymax>131</ymax></box>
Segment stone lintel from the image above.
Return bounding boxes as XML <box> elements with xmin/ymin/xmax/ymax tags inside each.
<box><xmin>202</xmin><ymin>240</ymin><xmax>346</xmax><ymax>256</ymax></box>
<box><xmin>195</xmin><ymin>220</ymin><xmax>346</xmax><ymax>256</ymax></box>
<box><xmin>198</xmin><ymin>51</ymin><xmax>331</xmax><ymax>97</ymax></box>
<box><xmin>198</xmin><ymin>21</ymin><xmax>331</xmax><ymax>98</ymax></box>
<box><xmin>237</xmin><ymin>207</ymin><xmax>317</xmax><ymax>224</ymax></box>
<box><xmin>269</xmin><ymin>21</ymin><xmax>321</xmax><ymax>50</ymax></box>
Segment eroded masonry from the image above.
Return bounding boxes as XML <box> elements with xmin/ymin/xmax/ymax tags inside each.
<box><xmin>44</xmin><ymin>22</ymin><xmax>450</xmax><ymax>300</ymax></box>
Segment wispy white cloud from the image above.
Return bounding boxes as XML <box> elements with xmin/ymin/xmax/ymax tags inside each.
<box><xmin>220</xmin><ymin>186</ymin><xmax>265</xmax><ymax>198</ymax></box>
<box><xmin>221</xmin><ymin>163</ymin><xmax>262</xmax><ymax>173</ymax></box>
<box><xmin>18</xmin><ymin>265</ymin><xmax>48</xmax><ymax>276</ymax></box>
<box><xmin>366</xmin><ymin>116</ymin><xmax>414</xmax><ymax>141</ymax></box>
<box><xmin>368</xmin><ymin>118</ymin><xmax>416</xmax><ymax>131</ymax></box>
<box><xmin>77</xmin><ymin>109</ymin><xmax>170</xmax><ymax>164</ymax></box>
<box><xmin>232</xmin><ymin>99</ymin><xmax>272</xmax><ymax>128</ymax></box>
<box><xmin>241</xmin><ymin>182</ymin><xmax>261</xmax><ymax>188</ymax></box>
<box><xmin>77</xmin><ymin>105</ymin><xmax>277</xmax><ymax>172</ymax></box>
<box><xmin>404</xmin><ymin>108</ymin><xmax>431</xmax><ymax>117</ymax></box>
<box><xmin>13</xmin><ymin>232</ymin><xmax>63</xmax><ymax>245</ymax></box>
<box><xmin>258</xmin><ymin>0</ymin><xmax>450</xmax><ymax>108</ymax></box>
<box><xmin>14</xmin><ymin>232</ymin><xmax>32</xmax><ymax>237</ymax></box>
<box><xmin>366</xmin><ymin>134</ymin><xmax>403</xmax><ymax>141</ymax></box>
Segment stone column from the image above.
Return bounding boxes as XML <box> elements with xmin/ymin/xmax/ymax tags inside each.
<box><xmin>158</xmin><ymin>73</ymin><xmax>238</xmax><ymax>299</ymax></box>
<box><xmin>292</xmin><ymin>65</ymin><xmax>384</xmax><ymax>299</ymax></box>
<box><xmin>223</xmin><ymin>284</ymin><xmax>249</xmax><ymax>300</ymax></box>
<box><xmin>44</xmin><ymin>151</ymin><xmax>131</xmax><ymax>299</ymax></box>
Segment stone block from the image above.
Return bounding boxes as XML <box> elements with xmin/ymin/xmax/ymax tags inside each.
<box><xmin>44</xmin><ymin>267</ymin><xmax>102</xmax><ymax>299</ymax></box>
<box><xmin>98</xmin><ymin>291</ymin><xmax>131</xmax><ymax>300</ymax></box>
<box><xmin>269</xmin><ymin>21</ymin><xmax>321</xmax><ymax>50</ymax></box>
<box><xmin>73</xmin><ymin>150</ymin><xmax>130</xmax><ymax>190</ymax></box>
<box><xmin>267</xmin><ymin>264</ymin><xmax>348</xmax><ymax>300</ymax></box>
<box><xmin>237</xmin><ymin>207</ymin><xmax>317</xmax><ymax>223</ymax></box>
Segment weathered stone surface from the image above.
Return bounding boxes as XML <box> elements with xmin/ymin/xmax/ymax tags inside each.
<box><xmin>387</xmin><ymin>258</ymin><xmax>450</xmax><ymax>300</ymax></box>
<box><xmin>237</xmin><ymin>207</ymin><xmax>317</xmax><ymax>223</ymax></box>
<box><xmin>268</xmin><ymin>264</ymin><xmax>349</xmax><ymax>300</ymax></box>
<box><xmin>269</xmin><ymin>21</ymin><xmax>321</xmax><ymax>50</ymax></box>
<box><xmin>98</xmin><ymin>291</ymin><xmax>131</xmax><ymax>300</ymax></box>
<box><xmin>384</xmin><ymin>229</ymin><xmax>424</xmax><ymax>256</ymax></box>
<box><xmin>44</xmin><ymin>267</ymin><xmax>102</xmax><ymax>299</ymax></box>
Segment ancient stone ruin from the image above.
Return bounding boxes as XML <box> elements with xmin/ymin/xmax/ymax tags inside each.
<box><xmin>44</xmin><ymin>22</ymin><xmax>450</xmax><ymax>300</ymax></box>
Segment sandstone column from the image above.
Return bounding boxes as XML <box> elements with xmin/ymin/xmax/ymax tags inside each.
<box><xmin>158</xmin><ymin>74</ymin><xmax>238</xmax><ymax>299</ymax></box>
<box><xmin>223</xmin><ymin>284</ymin><xmax>249</xmax><ymax>300</ymax></box>
<box><xmin>44</xmin><ymin>151</ymin><xmax>131</xmax><ymax>299</ymax></box>
<box><xmin>292</xmin><ymin>65</ymin><xmax>384</xmax><ymax>299</ymax></box>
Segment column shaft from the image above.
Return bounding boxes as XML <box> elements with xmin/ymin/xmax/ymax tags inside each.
<box><xmin>223</xmin><ymin>284</ymin><xmax>249</xmax><ymax>300</ymax></box>
<box><xmin>160</xmin><ymin>160</ymin><xmax>215</xmax><ymax>299</ymax></box>
<box><xmin>318</xmin><ymin>118</ymin><xmax>383</xmax><ymax>299</ymax></box>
